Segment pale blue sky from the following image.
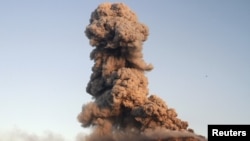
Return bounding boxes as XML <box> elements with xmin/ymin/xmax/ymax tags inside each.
<box><xmin>0</xmin><ymin>0</ymin><xmax>249</xmax><ymax>140</ymax></box>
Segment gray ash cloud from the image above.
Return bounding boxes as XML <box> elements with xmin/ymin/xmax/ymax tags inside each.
<box><xmin>77</xmin><ymin>2</ymin><xmax>206</xmax><ymax>141</ymax></box>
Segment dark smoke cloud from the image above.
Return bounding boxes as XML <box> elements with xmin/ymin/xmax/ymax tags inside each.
<box><xmin>78</xmin><ymin>2</ymin><xmax>206</xmax><ymax>141</ymax></box>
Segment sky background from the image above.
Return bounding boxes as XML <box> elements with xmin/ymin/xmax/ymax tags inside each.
<box><xmin>0</xmin><ymin>0</ymin><xmax>249</xmax><ymax>140</ymax></box>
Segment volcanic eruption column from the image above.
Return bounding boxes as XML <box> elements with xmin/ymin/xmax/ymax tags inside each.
<box><xmin>78</xmin><ymin>2</ymin><xmax>197</xmax><ymax>139</ymax></box>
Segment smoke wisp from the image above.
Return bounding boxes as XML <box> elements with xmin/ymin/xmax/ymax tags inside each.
<box><xmin>0</xmin><ymin>128</ymin><xmax>66</xmax><ymax>141</ymax></box>
<box><xmin>78</xmin><ymin>2</ymin><xmax>206</xmax><ymax>141</ymax></box>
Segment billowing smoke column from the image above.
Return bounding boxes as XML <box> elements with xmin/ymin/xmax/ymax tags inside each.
<box><xmin>78</xmin><ymin>3</ymin><xmax>206</xmax><ymax>141</ymax></box>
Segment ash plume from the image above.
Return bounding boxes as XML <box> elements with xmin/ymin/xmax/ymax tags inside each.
<box><xmin>78</xmin><ymin>2</ymin><xmax>206</xmax><ymax>141</ymax></box>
